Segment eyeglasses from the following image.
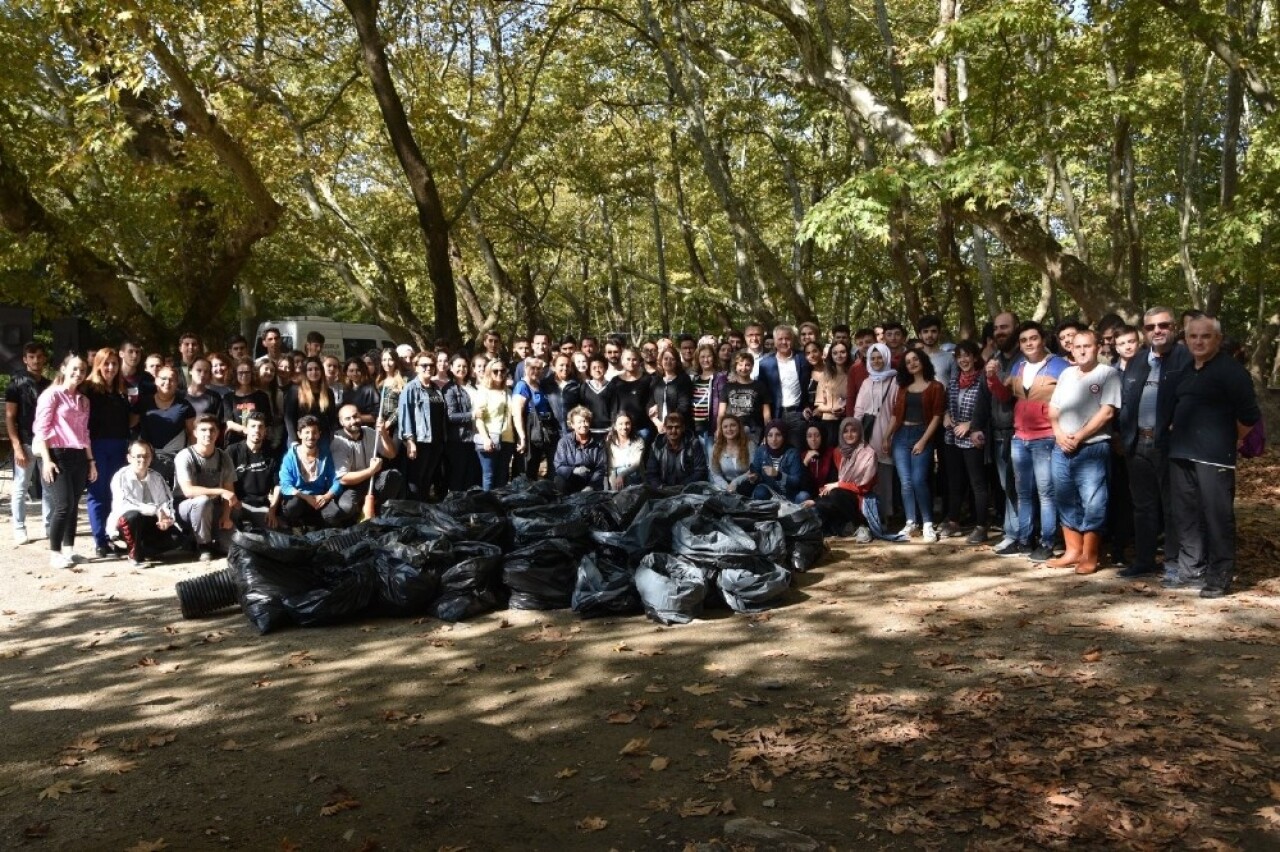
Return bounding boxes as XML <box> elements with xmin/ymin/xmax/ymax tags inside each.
<box><xmin>1143</xmin><ymin>321</ymin><xmax>1173</xmax><ymax>331</ymax></box>
<box><xmin>416</xmin><ymin>362</ymin><xmax>432</xmax><ymax>368</ymax></box>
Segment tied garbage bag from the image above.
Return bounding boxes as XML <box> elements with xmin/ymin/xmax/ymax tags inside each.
<box><xmin>283</xmin><ymin>559</ymin><xmax>378</xmax><ymax>627</ymax></box>
<box><xmin>776</xmin><ymin>502</ymin><xmax>825</xmax><ymax>572</ymax></box>
<box><xmin>430</xmin><ymin>541</ymin><xmax>504</xmax><ymax>622</ymax></box>
<box><xmin>602</xmin><ymin>485</ymin><xmax>655</xmax><ymax>531</ymax></box>
<box><xmin>372</xmin><ymin>503</ymin><xmax>468</xmax><ymax>541</ymax></box>
<box><xmin>503</xmin><ymin>538</ymin><xmax>584</xmax><ymax>610</ymax></box>
<box><xmin>751</xmin><ymin>520</ymin><xmax>789</xmax><ymax>568</ymax></box>
<box><xmin>634</xmin><ymin>553</ymin><xmax>708</xmax><ymax>625</ymax></box>
<box><xmin>372</xmin><ymin>551</ymin><xmax>441</xmax><ymax>616</ymax></box>
<box><xmin>509</xmin><ymin>505</ymin><xmax>590</xmax><ymax>547</ymax></box>
<box><xmin>229</xmin><ymin>533</ymin><xmax>322</xmax><ymax>635</ymax></box>
<box><xmin>572</xmin><ymin>551</ymin><xmax>641</xmax><ymax>618</ymax></box>
<box><xmin>671</xmin><ymin>514</ymin><xmax>758</xmax><ymax>562</ymax></box>
<box><xmin>454</xmin><ymin>512</ymin><xmax>513</xmax><ymax>550</ymax></box>
<box><xmin>623</xmin><ymin>493</ymin><xmax>711</xmax><ymax>552</ymax></box>
<box><xmin>438</xmin><ymin>489</ymin><xmax>502</xmax><ymax>516</ymax></box>
<box><xmin>490</xmin><ymin>477</ymin><xmax>558</xmax><ymax>510</ymax></box>
<box><xmin>716</xmin><ymin>559</ymin><xmax>791</xmax><ymax>613</ymax></box>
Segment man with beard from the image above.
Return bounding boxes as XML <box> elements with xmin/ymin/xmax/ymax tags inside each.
<box><xmin>279</xmin><ymin>415</ymin><xmax>343</xmax><ymax>529</ymax></box>
<box><xmin>227</xmin><ymin>412</ymin><xmax>280</xmax><ymax>531</ymax></box>
<box><xmin>331</xmin><ymin>403</ymin><xmax>402</xmax><ymax>523</ymax></box>
<box><xmin>984</xmin><ymin>311</ymin><xmax>1022</xmax><ymax>554</ymax></box>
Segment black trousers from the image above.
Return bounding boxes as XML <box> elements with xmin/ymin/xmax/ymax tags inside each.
<box><xmin>944</xmin><ymin>444</ymin><xmax>989</xmax><ymax>526</ymax></box>
<box><xmin>1126</xmin><ymin>439</ymin><xmax>1176</xmax><ymax>573</ymax></box>
<box><xmin>336</xmin><ymin>469</ymin><xmax>405</xmax><ymax>520</ymax></box>
<box><xmin>47</xmin><ymin>447</ymin><xmax>89</xmax><ymax>551</ymax></box>
<box><xmin>1106</xmin><ymin>450</ymin><xmax>1132</xmax><ymax>561</ymax></box>
<box><xmin>280</xmin><ymin>495</ymin><xmax>345</xmax><ymax>529</ymax></box>
<box><xmin>116</xmin><ymin>510</ymin><xmax>180</xmax><ymax>560</ymax></box>
<box><xmin>1168</xmin><ymin>458</ymin><xmax>1236</xmax><ymax>591</ymax></box>
<box><xmin>444</xmin><ymin>441</ymin><xmax>482</xmax><ymax>492</ymax></box>
<box><xmin>813</xmin><ymin>488</ymin><xmax>865</xmax><ymax>532</ymax></box>
<box><xmin>405</xmin><ymin>441</ymin><xmax>445</xmax><ymax>501</ymax></box>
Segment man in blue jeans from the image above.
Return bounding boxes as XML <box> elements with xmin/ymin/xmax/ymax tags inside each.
<box><xmin>983</xmin><ymin>312</ymin><xmax>1021</xmax><ymax>550</ymax></box>
<box><xmin>6</xmin><ymin>342</ymin><xmax>52</xmax><ymax>545</ymax></box>
<box><xmin>1047</xmin><ymin>330</ymin><xmax>1121</xmax><ymax>574</ymax></box>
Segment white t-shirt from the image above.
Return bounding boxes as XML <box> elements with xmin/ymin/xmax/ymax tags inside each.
<box><xmin>1049</xmin><ymin>363</ymin><xmax>1121</xmax><ymax>443</ymax></box>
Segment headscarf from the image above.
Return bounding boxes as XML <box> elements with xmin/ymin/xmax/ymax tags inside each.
<box><xmin>836</xmin><ymin>416</ymin><xmax>877</xmax><ymax>488</ymax></box>
<box><xmin>865</xmin><ymin>343</ymin><xmax>897</xmax><ymax>383</ymax></box>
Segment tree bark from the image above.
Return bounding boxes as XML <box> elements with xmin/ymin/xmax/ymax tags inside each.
<box><xmin>343</xmin><ymin>0</ymin><xmax>462</xmax><ymax>347</ymax></box>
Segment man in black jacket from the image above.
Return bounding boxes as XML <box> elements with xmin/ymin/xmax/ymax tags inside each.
<box><xmin>645</xmin><ymin>414</ymin><xmax>708</xmax><ymax>489</ymax></box>
<box><xmin>1163</xmin><ymin>317</ymin><xmax>1261</xmax><ymax>598</ymax></box>
<box><xmin>1115</xmin><ymin>307</ymin><xmax>1192</xmax><ymax>578</ymax></box>
<box><xmin>6</xmin><ymin>342</ymin><xmax>51</xmax><ymax>545</ymax></box>
<box><xmin>553</xmin><ymin>407</ymin><xmax>606</xmax><ymax>493</ymax></box>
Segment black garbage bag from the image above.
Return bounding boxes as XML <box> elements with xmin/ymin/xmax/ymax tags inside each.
<box><xmin>777</xmin><ymin>502</ymin><xmax>825</xmax><ymax>572</ymax></box>
<box><xmin>503</xmin><ymin>538</ymin><xmax>583</xmax><ymax>610</ymax></box>
<box><xmin>454</xmin><ymin>512</ymin><xmax>514</xmax><ymax>550</ymax></box>
<box><xmin>438</xmin><ymin>488</ymin><xmax>502</xmax><ymax>516</ymax></box>
<box><xmin>228</xmin><ymin>536</ymin><xmax>323</xmax><ymax>634</ymax></box>
<box><xmin>373</xmin><ymin>504</ymin><xmax>469</xmax><ymax>540</ymax></box>
<box><xmin>572</xmin><ymin>551</ymin><xmax>641</xmax><ymax>618</ymax></box>
<box><xmin>563</xmin><ymin>489</ymin><xmax>615</xmax><ymax>531</ymax></box>
<box><xmin>509</xmin><ymin>505</ymin><xmax>590</xmax><ymax>547</ymax></box>
<box><xmin>634</xmin><ymin>553</ymin><xmax>708</xmax><ymax>625</ymax></box>
<box><xmin>716</xmin><ymin>558</ymin><xmax>791</xmax><ymax>613</ymax></box>
<box><xmin>372</xmin><ymin>552</ymin><xmax>441</xmax><ymax>616</ymax></box>
<box><xmin>602</xmin><ymin>485</ymin><xmax>655</xmax><ymax>531</ymax></box>
<box><xmin>623</xmin><ymin>493</ymin><xmax>711</xmax><ymax>552</ymax></box>
<box><xmin>232</xmin><ymin>529</ymin><xmax>318</xmax><ymax>565</ymax></box>
<box><xmin>283</xmin><ymin>558</ymin><xmax>379</xmax><ymax>627</ymax></box>
<box><xmin>589</xmin><ymin>530</ymin><xmax>635</xmax><ymax>568</ymax></box>
<box><xmin>752</xmin><ymin>520</ymin><xmax>789</xmax><ymax>568</ymax></box>
<box><xmin>491</xmin><ymin>477</ymin><xmax>559</xmax><ymax>510</ymax></box>
<box><xmin>671</xmin><ymin>514</ymin><xmax>758</xmax><ymax>562</ymax></box>
<box><xmin>430</xmin><ymin>541</ymin><xmax>505</xmax><ymax>622</ymax></box>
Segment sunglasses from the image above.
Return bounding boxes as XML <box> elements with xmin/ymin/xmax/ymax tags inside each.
<box><xmin>416</xmin><ymin>362</ymin><xmax>432</xmax><ymax>368</ymax></box>
<box><xmin>1143</xmin><ymin>321</ymin><xmax>1173</xmax><ymax>331</ymax></box>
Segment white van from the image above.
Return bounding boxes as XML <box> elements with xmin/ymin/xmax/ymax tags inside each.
<box><xmin>254</xmin><ymin>317</ymin><xmax>396</xmax><ymax>362</ymax></box>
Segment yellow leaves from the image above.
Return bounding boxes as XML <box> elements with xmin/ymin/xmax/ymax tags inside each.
<box><xmin>285</xmin><ymin>651</ymin><xmax>315</xmax><ymax>668</ymax></box>
<box><xmin>555</xmin><ymin>768</ymin><xmax>577</xmax><ymax>779</ymax></box>
<box><xmin>147</xmin><ymin>731</ymin><xmax>177</xmax><ymax>748</ymax></box>
<box><xmin>649</xmin><ymin>756</ymin><xmax>670</xmax><ymax>771</ymax></box>
<box><xmin>1257</xmin><ymin>805</ymin><xmax>1280</xmax><ymax>827</ymax></box>
<box><xmin>320</xmin><ymin>787</ymin><xmax>361</xmax><ymax>816</ymax></box>
<box><xmin>619</xmin><ymin>738</ymin><xmax>650</xmax><ymax>756</ymax></box>
<box><xmin>125</xmin><ymin>841</ymin><xmax>168</xmax><ymax>852</ymax></box>
<box><xmin>682</xmin><ymin>683</ymin><xmax>720</xmax><ymax>696</ymax></box>
<box><xmin>576</xmin><ymin>816</ymin><xmax>608</xmax><ymax>832</ymax></box>
<box><xmin>38</xmin><ymin>780</ymin><xmax>77</xmax><ymax>800</ymax></box>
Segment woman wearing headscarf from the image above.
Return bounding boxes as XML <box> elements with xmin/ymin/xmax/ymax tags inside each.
<box><xmin>804</xmin><ymin>417</ymin><xmax>879</xmax><ymax>540</ymax></box>
<box><xmin>748</xmin><ymin>420</ymin><xmax>808</xmax><ymax>502</ymax></box>
<box><xmin>852</xmin><ymin>343</ymin><xmax>899</xmax><ymax>524</ymax></box>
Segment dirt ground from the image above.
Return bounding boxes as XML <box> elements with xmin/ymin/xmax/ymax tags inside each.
<box><xmin>2</xmin><ymin>454</ymin><xmax>1279</xmax><ymax>851</ymax></box>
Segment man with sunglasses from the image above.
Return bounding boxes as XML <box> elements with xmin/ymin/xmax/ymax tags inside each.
<box><xmin>1115</xmin><ymin>307</ymin><xmax>1192</xmax><ymax>578</ymax></box>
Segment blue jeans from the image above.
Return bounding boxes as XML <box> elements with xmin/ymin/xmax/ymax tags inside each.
<box><xmin>891</xmin><ymin>424</ymin><xmax>933</xmax><ymax>524</ymax></box>
<box><xmin>86</xmin><ymin>438</ymin><xmax>128</xmax><ymax>547</ymax></box>
<box><xmin>476</xmin><ymin>442</ymin><xmax>514</xmax><ymax>491</ymax></box>
<box><xmin>1051</xmin><ymin>441</ymin><xmax>1109</xmax><ymax>532</ymax></box>
<box><xmin>1012</xmin><ymin>436</ymin><xmax>1056</xmax><ymax>545</ymax></box>
<box><xmin>11</xmin><ymin>443</ymin><xmax>52</xmax><ymax>534</ymax></box>
<box><xmin>991</xmin><ymin>429</ymin><xmax>1018</xmax><ymax>540</ymax></box>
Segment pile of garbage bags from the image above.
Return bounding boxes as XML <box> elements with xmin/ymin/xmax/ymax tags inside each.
<box><xmin>223</xmin><ymin>480</ymin><xmax>826</xmax><ymax>634</ymax></box>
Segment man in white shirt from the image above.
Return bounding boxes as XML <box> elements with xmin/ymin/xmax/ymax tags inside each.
<box><xmin>758</xmin><ymin>325</ymin><xmax>813</xmax><ymax>450</ymax></box>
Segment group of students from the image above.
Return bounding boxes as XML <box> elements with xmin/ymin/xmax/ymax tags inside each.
<box><xmin>6</xmin><ymin>309</ymin><xmax>1263</xmax><ymax>595</ymax></box>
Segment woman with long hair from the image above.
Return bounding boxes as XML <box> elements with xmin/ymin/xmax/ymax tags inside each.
<box><xmin>138</xmin><ymin>365</ymin><xmax>195</xmax><ymax>483</ymax></box>
<box><xmin>942</xmin><ymin>340</ymin><xmax>992</xmax><ymax>543</ymax></box>
<box><xmin>853</xmin><ymin>343</ymin><xmax>899</xmax><ymax>527</ymax></box>
<box><xmin>804</xmin><ymin>417</ymin><xmax>878</xmax><ymax>540</ymax></box>
<box><xmin>376</xmin><ymin>347</ymin><xmax>408</xmax><ymax>438</ymax></box>
<box><xmin>884</xmin><ymin>347</ymin><xmax>945</xmax><ymax>542</ymax></box>
<box><xmin>514</xmin><ymin>357</ymin><xmax>558</xmax><ymax>479</ymax></box>
<box><xmin>33</xmin><ymin>354</ymin><xmax>95</xmax><ymax>568</ymax></box>
<box><xmin>473</xmin><ymin>358</ymin><xmax>526</xmax><ymax>490</ymax></box>
<box><xmin>342</xmin><ymin>357</ymin><xmax>380</xmax><ymax>424</ymax></box>
<box><xmin>444</xmin><ymin>354</ymin><xmax>481</xmax><ymax>492</ymax></box>
<box><xmin>83</xmin><ymin>348</ymin><xmax>132</xmax><ymax>557</ymax></box>
<box><xmin>690</xmin><ymin>343</ymin><xmax>723</xmax><ymax>453</ymax></box>
<box><xmin>580</xmin><ymin>355</ymin><xmax>615</xmax><ymax>440</ymax></box>
<box><xmin>648</xmin><ymin>348</ymin><xmax>693</xmax><ymax>437</ymax></box>
<box><xmin>612</xmin><ymin>348</ymin><xmax>653</xmax><ymax>443</ymax></box>
<box><xmin>224</xmin><ymin>359</ymin><xmax>272</xmax><ymax>446</ymax></box>
<box><xmin>255</xmin><ymin>359</ymin><xmax>286</xmax><ymax>452</ymax></box>
<box><xmin>815</xmin><ymin>340</ymin><xmax>852</xmax><ymax>447</ymax></box>
<box><xmin>284</xmin><ymin>356</ymin><xmax>336</xmax><ymax>444</ymax></box>
<box><xmin>708</xmin><ymin>413</ymin><xmax>755</xmax><ymax>495</ymax></box>
<box><xmin>604</xmin><ymin>411</ymin><xmax>645</xmax><ymax>491</ymax></box>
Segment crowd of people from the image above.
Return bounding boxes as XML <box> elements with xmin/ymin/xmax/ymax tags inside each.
<box><xmin>5</xmin><ymin>307</ymin><xmax>1263</xmax><ymax>597</ymax></box>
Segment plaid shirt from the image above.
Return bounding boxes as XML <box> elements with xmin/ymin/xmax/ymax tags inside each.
<box><xmin>945</xmin><ymin>375</ymin><xmax>980</xmax><ymax>449</ymax></box>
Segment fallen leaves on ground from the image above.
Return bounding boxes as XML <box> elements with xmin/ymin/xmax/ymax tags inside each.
<box><xmin>38</xmin><ymin>781</ymin><xmax>77</xmax><ymax>800</ymax></box>
<box><xmin>576</xmin><ymin>816</ymin><xmax>608</xmax><ymax>831</ymax></box>
<box><xmin>125</xmin><ymin>840</ymin><xmax>168</xmax><ymax>852</ymax></box>
<box><xmin>619</xmin><ymin>738</ymin><xmax>650</xmax><ymax>756</ymax></box>
<box><xmin>320</xmin><ymin>786</ymin><xmax>360</xmax><ymax>816</ymax></box>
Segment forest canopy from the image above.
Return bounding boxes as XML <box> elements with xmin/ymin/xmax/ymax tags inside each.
<box><xmin>0</xmin><ymin>0</ymin><xmax>1277</xmax><ymax>379</ymax></box>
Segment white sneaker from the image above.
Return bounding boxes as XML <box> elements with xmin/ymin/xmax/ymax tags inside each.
<box><xmin>897</xmin><ymin>521</ymin><xmax>917</xmax><ymax>539</ymax></box>
<box><xmin>853</xmin><ymin>526</ymin><xmax>872</xmax><ymax>544</ymax></box>
<box><xmin>13</xmin><ymin>528</ymin><xmax>28</xmax><ymax>546</ymax></box>
<box><xmin>49</xmin><ymin>552</ymin><xmax>73</xmax><ymax>569</ymax></box>
<box><xmin>921</xmin><ymin>522</ymin><xmax>939</xmax><ymax>543</ymax></box>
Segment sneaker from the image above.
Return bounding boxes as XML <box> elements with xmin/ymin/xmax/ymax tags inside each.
<box><xmin>13</xmin><ymin>528</ymin><xmax>28</xmax><ymax>546</ymax></box>
<box><xmin>921</xmin><ymin>522</ymin><xmax>940</xmax><ymax>543</ymax></box>
<box><xmin>197</xmin><ymin>547</ymin><xmax>213</xmax><ymax>563</ymax></box>
<box><xmin>1028</xmin><ymin>544</ymin><xmax>1055</xmax><ymax>563</ymax></box>
<box><xmin>1161</xmin><ymin>574</ymin><xmax>1204</xmax><ymax>590</ymax></box>
<box><xmin>939</xmin><ymin>521</ymin><xmax>963</xmax><ymax>538</ymax></box>
<box><xmin>966</xmin><ymin>526</ymin><xmax>989</xmax><ymax>545</ymax></box>
<box><xmin>993</xmin><ymin>539</ymin><xmax>1029</xmax><ymax>557</ymax></box>
<box><xmin>94</xmin><ymin>544</ymin><xmax>113</xmax><ymax>559</ymax></box>
<box><xmin>1199</xmin><ymin>587</ymin><xmax>1228</xmax><ymax>599</ymax></box>
<box><xmin>1117</xmin><ymin>563</ymin><xmax>1159</xmax><ymax>578</ymax></box>
<box><xmin>49</xmin><ymin>551</ymin><xmax>73</xmax><ymax>569</ymax></box>
<box><xmin>131</xmin><ymin>557</ymin><xmax>149</xmax><ymax>568</ymax></box>
<box><xmin>853</xmin><ymin>526</ymin><xmax>872</xmax><ymax>544</ymax></box>
<box><xmin>897</xmin><ymin>522</ymin><xmax>917</xmax><ymax>539</ymax></box>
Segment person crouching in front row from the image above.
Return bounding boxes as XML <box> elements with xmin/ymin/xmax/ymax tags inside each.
<box><xmin>331</xmin><ymin>403</ymin><xmax>403</xmax><ymax>521</ymax></box>
<box><xmin>173</xmin><ymin>414</ymin><xmax>239</xmax><ymax>562</ymax></box>
<box><xmin>645</xmin><ymin>413</ymin><xmax>707</xmax><ymax>489</ymax></box>
<box><xmin>109</xmin><ymin>440</ymin><xmax>182</xmax><ymax>567</ymax></box>
<box><xmin>279</xmin><ymin>415</ymin><xmax>343</xmax><ymax>531</ymax></box>
<box><xmin>553</xmin><ymin>406</ymin><xmax>607</xmax><ymax>493</ymax></box>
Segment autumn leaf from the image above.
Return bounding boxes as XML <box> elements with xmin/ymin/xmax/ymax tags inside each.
<box><xmin>147</xmin><ymin>731</ymin><xmax>177</xmax><ymax>748</ymax></box>
<box><xmin>285</xmin><ymin>651</ymin><xmax>315</xmax><ymax>668</ymax></box>
<box><xmin>576</xmin><ymin>816</ymin><xmax>608</xmax><ymax>832</ymax></box>
<box><xmin>619</xmin><ymin>738</ymin><xmax>650</xmax><ymax>756</ymax></box>
<box><xmin>1081</xmin><ymin>648</ymin><xmax>1103</xmax><ymax>663</ymax></box>
<box><xmin>105</xmin><ymin>758</ymin><xmax>139</xmax><ymax>775</ymax></box>
<box><xmin>682</xmin><ymin>683</ymin><xmax>720</xmax><ymax>696</ymax></box>
<box><xmin>1269</xmin><ymin>780</ymin><xmax>1280</xmax><ymax>801</ymax></box>
<box><xmin>555</xmin><ymin>768</ymin><xmax>578</xmax><ymax>779</ymax></box>
<box><xmin>23</xmin><ymin>823</ymin><xmax>49</xmax><ymax>838</ymax></box>
<box><xmin>66</xmin><ymin>735</ymin><xmax>103</xmax><ymax>753</ymax></box>
<box><xmin>981</xmin><ymin>813</ymin><xmax>1001</xmax><ymax>829</ymax></box>
<box><xmin>749</xmin><ymin>771</ymin><xmax>773</xmax><ymax>792</ymax></box>
<box><xmin>39</xmin><ymin>780</ymin><xmax>82</xmax><ymax>801</ymax></box>
<box><xmin>320</xmin><ymin>787</ymin><xmax>361</xmax><ymax>816</ymax></box>
<box><xmin>605</xmin><ymin>712</ymin><xmax>636</xmax><ymax>725</ymax></box>
<box><xmin>125</xmin><ymin>840</ymin><xmax>168</xmax><ymax>852</ymax></box>
<box><xmin>649</xmin><ymin>756</ymin><xmax>670</xmax><ymax>771</ymax></box>
<box><xmin>1257</xmin><ymin>806</ymin><xmax>1280</xmax><ymax>827</ymax></box>
<box><xmin>677</xmin><ymin>797</ymin><xmax>735</xmax><ymax>818</ymax></box>
<box><xmin>405</xmin><ymin>734</ymin><xmax>445</xmax><ymax>750</ymax></box>
<box><xmin>294</xmin><ymin>712</ymin><xmax>319</xmax><ymax>725</ymax></box>
<box><xmin>219</xmin><ymin>739</ymin><xmax>246</xmax><ymax>752</ymax></box>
